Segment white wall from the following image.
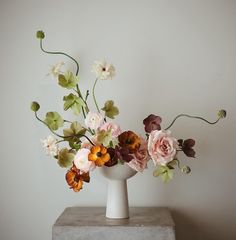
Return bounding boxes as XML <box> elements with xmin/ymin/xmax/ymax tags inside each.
<box><xmin>0</xmin><ymin>0</ymin><xmax>235</xmax><ymax>239</ymax></box>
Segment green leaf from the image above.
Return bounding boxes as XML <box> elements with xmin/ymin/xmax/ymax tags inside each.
<box><xmin>63</xmin><ymin>121</ymin><xmax>86</xmax><ymax>142</ymax></box>
<box><xmin>153</xmin><ymin>165</ymin><xmax>173</xmax><ymax>183</ymax></box>
<box><xmin>101</xmin><ymin>100</ymin><xmax>119</xmax><ymax>119</ymax></box>
<box><xmin>58</xmin><ymin>71</ymin><xmax>79</xmax><ymax>89</ymax></box>
<box><xmin>57</xmin><ymin>148</ymin><xmax>75</xmax><ymax>168</ymax></box>
<box><xmin>69</xmin><ymin>141</ymin><xmax>81</xmax><ymax>151</ymax></box>
<box><xmin>44</xmin><ymin>112</ymin><xmax>64</xmax><ymax>130</ymax></box>
<box><xmin>167</xmin><ymin>159</ymin><xmax>179</xmax><ymax>169</ymax></box>
<box><xmin>63</xmin><ymin>93</ymin><xmax>85</xmax><ymax>115</ymax></box>
<box><xmin>96</xmin><ymin>129</ymin><xmax>112</xmax><ymax>147</ymax></box>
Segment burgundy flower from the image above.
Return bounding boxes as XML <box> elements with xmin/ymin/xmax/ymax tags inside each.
<box><xmin>105</xmin><ymin>146</ymin><xmax>134</xmax><ymax>166</ymax></box>
<box><xmin>117</xmin><ymin>147</ymin><xmax>134</xmax><ymax>162</ymax></box>
<box><xmin>105</xmin><ymin>148</ymin><xmax>118</xmax><ymax>167</ymax></box>
<box><xmin>143</xmin><ymin>114</ymin><xmax>162</xmax><ymax>133</ymax></box>
<box><xmin>178</xmin><ymin>139</ymin><xmax>196</xmax><ymax>158</ymax></box>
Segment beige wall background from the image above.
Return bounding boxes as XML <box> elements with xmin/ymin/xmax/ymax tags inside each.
<box><xmin>0</xmin><ymin>0</ymin><xmax>235</xmax><ymax>239</ymax></box>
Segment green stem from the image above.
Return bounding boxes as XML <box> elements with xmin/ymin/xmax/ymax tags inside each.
<box><xmin>40</xmin><ymin>39</ymin><xmax>79</xmax><ymax>75</ymax></box>
<box><xmin>84</xmin><ymin>90</ymin><xmax>90</xmax><ymax>113</ymax></box>
<box><xmin>35</xmin><ymin>112</ymin><xmax>64</xmax><ymax>138</ymax></box>
<box><xmin>78</xmin><ymin>135</ymin><xmax>95</xmax><ymax>146</ymax></box>
<box><xmin>76</xmin><ymin>85</ymin><xmax>89</xmax><ymax>114</ymax></box>
<box><xmin>92</xmin><ymin>78</ymin><xmax>100</xmax><ymax>113</ymax></box>
<box><xmin>85</xmin><ymin>90</ymin><xmax>89</xmax><ymax>101</ymax></box>
<box><xmin>76</xmin><ymin>85</ymin><xmax>86</xmax><ymax>118</ymax></box>
<box><xmin>165</xmin><ymin>114</ymin><xmax>220</xmax><ymax>130</ymax></box>
<box><xmin>64</xmin><ymin>120</ymin><xmax>72</xmax><ymax>123</ymax></box>
<box><xmin>40</xmin><ymin>38</ymin><xmax>89</xmax><ymax>118</ymax></box>
<box><xmin>73</xmin><ymin>88</ymin><xmax>87</xmax><ymax>113</ymax></box>
<box><xmin>56</xmin><ymin>139</ymin><xmax>67</xmax><ymax>144</ymax></box>
<box><xmin>35</xmin><ymin>112</ymin><xmax>94</xmax><ymax>145</ymax></box>
<box><xmin>87</xmin><ymin>128</ymin><xmax>94</xmax><ymax>135</ymax></box>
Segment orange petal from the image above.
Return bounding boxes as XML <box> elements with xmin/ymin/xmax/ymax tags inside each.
<box><xmin>66</xmin><ymin>169</ymin><xmax>83</xmax><ymax>192</ymax></box>
<box><xmin>100</xmin><ymin>146</ymin><xmax>107</xmax><ymax>155</ymax></box>
<box><xmin>102</xmin><ymin>153</ymin><xmax>110</xmax><ymax>163</ymax></box>
<box><xmin>95</xmin><ymin>158</ymin><xmax>105</xmax><ymax>166</ymax></box>
<box><xmin>88</xmin><ymin>153</ymin><xmax>97</xmax><ymax>161</ymax></box>
<box><xmin>72</xmin><ymin>180</ymin><xmax>83</xmax><ymax>192</ymax></box>
<box><xmin>91</xmin><ymin>145</ymin><xmax>101</xmax><ymax>154</ymax></box>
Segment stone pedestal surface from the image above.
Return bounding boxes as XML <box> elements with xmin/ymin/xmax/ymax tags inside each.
<box><xmin>52</xmin><ymin>207</ymin><xmax>175</xmax><ymax>240</ymax></box>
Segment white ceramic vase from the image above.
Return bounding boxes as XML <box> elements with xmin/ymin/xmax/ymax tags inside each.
<box><xmin>99</xmin><ymin>163</ymin><xmax>137</xmax><ymax>219</ymax></box>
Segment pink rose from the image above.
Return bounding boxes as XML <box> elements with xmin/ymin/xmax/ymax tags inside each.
<box><xmin>127</xmin><ymin>138</ymin><xmax>150</xmax><ymax>172</ymax></box>
<box><xmin>85</xmin><ymin>112</ymin><xmax>104</xmax><ymax>130</ymax></box>
<box><xmin>99</xmin><ymin>122</ymin><xmax>122</xmax><ymax>138</ymax></box>
<box><xmin>148</xmin><ymin>130</ymin><xmax>178</xmax><ymax>166</ymax></box>
<box><xmin>74</xmin><ymin>148</ymin><xmax>96</xmax><ymax>173</ymax></box>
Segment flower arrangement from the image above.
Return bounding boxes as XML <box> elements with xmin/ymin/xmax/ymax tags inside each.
<box><xmin>31</xmin><ymin>31</ymin><xmax>226</xmax><ymax>192</ymax></box>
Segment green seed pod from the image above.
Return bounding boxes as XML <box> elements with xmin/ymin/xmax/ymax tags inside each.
<box><xmin>218</xmin><ymin>109</ymin><xmax>227</xmax><ymax>119</ymax></box>
<box><xmin>181</xmin><ymin>165</ymin><xmax>191</xmax><ymax>174</ymax></box>
<box><xmin>36</xmin><ymin>30</ymin><xmax>45</xmax><ymax>39</ymax></box>
<box><xmin>31</xmin><ymin>101</ymin><xmax>40</xmax><ymax>112</ymax></box>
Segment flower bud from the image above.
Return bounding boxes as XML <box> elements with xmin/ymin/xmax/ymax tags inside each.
<box><xmin>181</xmin><ymin>165</ymin><xmax>191</xmax><ymax>174</ymax></box>
<box><xmin>31</xmin><ymin>101</ymin><xmax>40</xmax><ymax>112</ymax></box>
<box><xmin>218</xmin><ymin>109</ymin><xmax>226</xmax><ymax>119</ymax></box>
<box><xmin>36</xmin><ymin>30</ymin><xmax>45</xmax><ymax>39</ymax></box>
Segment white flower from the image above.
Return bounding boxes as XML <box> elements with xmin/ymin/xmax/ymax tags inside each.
<box><xmin>41</xmin><ymin>135</ymin><xmax>59</xmax><ymax>157</ymax></box>
<box><xmin>85</xmin><ymin>111</ymin><xmax>104</xmax><ymax>130</ymax></box>
<box><xmin>74</xmin><ymin>148</ymin><xmax>96</xmax><ymax>173</ymax></box>
<box><xmin>48</xmin><ymin>62</ymin><xmax>64</xmax><ymax>78</ymax></box>
<box><xmin>91</xmin><ymin>60</ymin><xmax>115</xmax><ymax>80</ymax></box>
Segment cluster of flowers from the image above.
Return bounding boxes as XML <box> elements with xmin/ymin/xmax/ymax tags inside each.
<box><xmin>32</xmin><ymin>31</ymin><xmax>226</xmax><ymax>192</ymax></box>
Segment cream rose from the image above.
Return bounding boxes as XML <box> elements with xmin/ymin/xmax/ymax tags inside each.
<box><xmin>74</xmin><ymin>148</ymin><xmax>96</xmax><ymax>173</ymax></box>
<box><xmin>148</xmin><ymin>130</ymin><xmax>178</xmax><ymax>166</ymax></box>
<box><xmin>85</xmin><ymin>111</ymin><xmax>104</xmax><ymax>130</ymax></box>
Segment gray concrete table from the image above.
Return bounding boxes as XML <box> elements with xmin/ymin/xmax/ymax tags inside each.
<box><xmin>52</xmin><ymin>207</ymin><xmax>175</xmax><ymax>240</ymax></box>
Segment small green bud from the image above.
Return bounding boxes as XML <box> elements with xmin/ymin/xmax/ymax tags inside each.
<box><xmin>181</xmin><ymin>165</ymin><xmax>191</xmax><ymax>174</ymax></box>
<box><xmin>36</xmin><ymin>30</ymin><xmax>45</xmax><ymax>39</ymax></box>
<box><xmin>31</xmin><ymin>101</ymin><xmax>40</xmax><ymax>112</ymax></box>
<box><xmin>218</xmin><ymin>109</ymin><xmax>227</xmax><ymax>119</ymax></box>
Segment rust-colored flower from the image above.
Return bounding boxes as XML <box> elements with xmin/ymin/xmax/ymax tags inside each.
<box><xmin>65</xmin><ymin>165</ymin><xmax>90</xmax><ymax>192</ymax></box>
<box><xmin>118</xmin><ymin>131</ymin><xmax>141</xmax><ymax>153</ymax></box>
<box><xmin>88</xmin><ymin>145</ymin><xmax>110</xmax><ymax>166</ymax></box>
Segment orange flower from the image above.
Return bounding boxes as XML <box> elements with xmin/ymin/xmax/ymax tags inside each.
<box><xmin>65</xmin><ymin>165</ymin><xmax>90</xmax><ymax>192</ymax></box>
<box><xmin>88</xmin><ymin>145</ymin><xmax>110</xmax><ymax>166</ymax></box>
<box><xmin>118</xmin><ymin>131</ymin><xmax>141</xmax><ymax>153</ymax></box>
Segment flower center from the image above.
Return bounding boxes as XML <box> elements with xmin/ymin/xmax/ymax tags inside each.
<box><xmin>125</xmin><ymin>138</ymin><xmax>133</xmax><ymax>144</ymax></box>
<box><xmin>74</xmin><ymin>174</ymin><xmax>80</xmax><ymax>183</ymax></box>
<box><xmin>102</xmin><ymin>67</ymin><xmax>106</xmax><ymax>71</ymax></box>
<box><xmin>96</xmin><ymin>152</ymin><xmax>102</xmax><ymax>157</ymax></box>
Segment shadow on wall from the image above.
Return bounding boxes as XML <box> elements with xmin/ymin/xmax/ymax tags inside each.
<box><xmin>171</xmin><ymin>209</ymin><xmax>213</xmax><ymax>240</ymax></box>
